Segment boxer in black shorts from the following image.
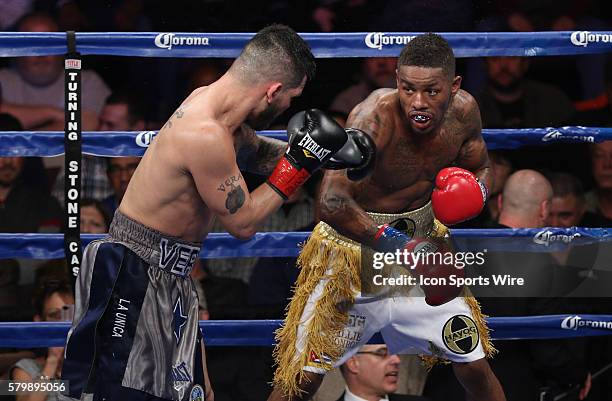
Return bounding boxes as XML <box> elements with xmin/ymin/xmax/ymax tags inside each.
<box><xmin>59</xmin><ymin>24</ymin><xmax>372</xmax><ymax>401</ymax></box>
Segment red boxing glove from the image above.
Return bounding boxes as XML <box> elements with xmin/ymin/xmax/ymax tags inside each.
<box><xmin>432</xmin><ymin>167</ymin><xmax>487</xmax><ymax>225</ymax></box>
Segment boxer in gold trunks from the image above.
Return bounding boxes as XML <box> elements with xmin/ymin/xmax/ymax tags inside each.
<box><xmin>270</xmin><ymin>34</ymin><xmax>506</xmax><ymax>401</ymax></box>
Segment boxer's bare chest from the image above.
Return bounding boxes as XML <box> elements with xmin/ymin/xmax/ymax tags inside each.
<box><xmin>354</xmin><ymin>117</ymin><xmax>466</xmax><ymax>211</ymax></box>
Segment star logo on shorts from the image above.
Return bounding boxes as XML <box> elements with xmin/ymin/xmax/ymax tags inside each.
<box><xmin>173</xmin><ymin>296</ymin><xmax>188</xmax><ymax>345</ymax></box>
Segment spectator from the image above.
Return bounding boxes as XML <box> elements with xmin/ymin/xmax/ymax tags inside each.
<box><xmin>475</xmin><ymin>56</ymin><xmax>575</xmax><ymax>128</ymax></box>
<box><xmin>97</xmin><ymin>90</ymin><xmax>146</xmax><ymax>132</ymax></box>
<box><xmin>497</xmin><ymin>170</ymin><xmax>552</xmax><ymax>228</ymax></box>
<box><xmin>0</xmin><ymin>112</ymin><xmax>49</xmax><ymax>190</ymax></box>
<box><xmin>329</xmin><ymin>57</ymin><xmax>396</xmax><ymax>124</ymax></box>
<box><xmin>52</xmin><ymin>90</ymin><xmax>146</xmax><ymax>205</ymax></box>
<box><xmin>549</xmin><ymin>172</ymin><xmax>612</xmax><ymax>228</ymax></box>
<box><xmin>0</xmin><ymin>155</ymin><xmax>61</xmax><ymax>233</ymax></box>
<box><xmin>0</xmin><ymin>113</ymin><xmax>56</xmax><ymax>320</ymax></box>
<box><xmin>549</xmin><ymin>172</ymin><xmax>586</xmax><ymax>227</ymax></box>
<box><xmin>101</xmin><ymin>156</ymin><xmax>141</xmax><ymax>215</ymax></box>
<box><xmin>586</xmin><ymin>142</ymin><xmax>612</xmax><ymax>220</ymax></box>
<box><xmin>10</xmin><ymin>279</ymin><xmax>74</xmax><ymax>401</ymax></box>
<box><xmin>0</xmin><ymin>112</ymin><xmax>62</xmax><ymax>315</ymax></box>
<box><xmin>546</xmin><ymin>172</ymin><xmax>609</xmax><ymax>323</ymax></box>
<box><xmin>464</xmin><ymin>2</ymin><xmax>609</xmax><ymax>125</ymax></box>
<box><xmin>80</xmin><ymin>199</ymin><xmax>111</xmax><ymax>234</ymax></box>
<box><xmin>499</xmin><ymin>170</ymin><xmax>591</xmax><ymax>400</ymax></box>
<box><xmin>339</xmin><ymin>344</ymin><xmax>426</xmax><ymax>401</ymax></box>
<box><xmin>0</xmin><ymin>12</ymin><xmax>110</xmax><ymax>131</ymax></box>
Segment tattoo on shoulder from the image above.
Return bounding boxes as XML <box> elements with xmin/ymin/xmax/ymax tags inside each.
<box><xmin>348</xmin><ymin>110</ymin><xmax>386</xmax><ymax>147</ymax></box>
<box><xmin>218</xmin><ymin>175</ymin><xmax>245</xmax><ymax>214</ymax></box>
<box><xmin>459</xmin><ymin>98</ymin><xmax>482</xmax><ymax>137</ymax></box>
<box><xmin>162</xmin><ymin>106</ymin><xmax>186</xmax><ymax>131</ymax></box>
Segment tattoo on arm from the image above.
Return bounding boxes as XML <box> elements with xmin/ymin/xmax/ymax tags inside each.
<box><xmin>236</xmin><ymin>124</ymin><xmax>286</xmax><ymax>175</ymax></box>
<box><xmin>251</xmin><ymin>137</ymin><xmax>286</xmax><ymax>174</ymax></box>
<box><xmin>217</xmin><ymin>175</ymin><xmax>245</xmax><ymax>214</ymax></box>
<box><xmin>322</xmin><ymin>191</ymin><xmax>380</xmax><ymax>244</ymax></box>
<box><xmin>319</xmin><ymin>175</ymin><xmax>380</xmax><ymax>245</ymax></box>
<box><xmin>457</xmin><ymin>100</ymin><xmax>492</xmax><ymax>194</ymax></box>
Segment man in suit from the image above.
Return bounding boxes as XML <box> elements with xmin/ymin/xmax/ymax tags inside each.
<box><xmin>338</xmin><ymin>344</ymin><xmax>428</xmax><ymax>401</ymax></box>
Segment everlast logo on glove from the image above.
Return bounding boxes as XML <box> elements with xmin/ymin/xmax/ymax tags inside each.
<box><xmin>267</xmin><ymin>109</ymin><xmax>348</xmax><ymax>199</ymax></box>
<box><xmin>297</xmin><ymin>133</ymin><xmax>332</xmax><ymax>161</ymax></box>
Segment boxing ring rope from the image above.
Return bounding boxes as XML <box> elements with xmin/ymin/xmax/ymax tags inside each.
<box><xmin>0</xmin><ymin>126</ymin><xmax>609</xmax><ymax>157</ymax></box>
<box><xmin>2</xmin><ymin>315</ymin><xmax>612</xmax><ymax>348</ymax></box>
<box><xmin>1</xmin><ymin>31</ymin><xmax>611</xmax><ymax>57</ymax></box>
<box><xmin>0</xmin><ymin>228</ymin><xmax>611</xmax><ymax>259</ymax></box>
<box><xmin>1</xmin><ymin>31</ymin><xmax>612</xmax><ymax>347</ymax></box>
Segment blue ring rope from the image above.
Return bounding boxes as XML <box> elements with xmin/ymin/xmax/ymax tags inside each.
<box><xmin>1</xmin><ymin>315</ymin><xmax>611</xmax><ymax>347</ymax></box>
<box><xmin>0</xmin><ymin>126</ymin><xmax>609</xmax><ymax>157</ymax></box>
<box><xmin>0</xmin><ymin>228</ymin><xmax>610</xmax><ymax>259</ymax></box>
<box><xmin>0</xmin><ymin>31</ymin><xmax>611</xmax><ymax>58</ymax></box>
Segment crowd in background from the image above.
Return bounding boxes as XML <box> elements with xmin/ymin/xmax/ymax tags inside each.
<box><xmin>0</xmin><ymin>1</ymin><xmax>612</xmax><ymax>401</ymax></box>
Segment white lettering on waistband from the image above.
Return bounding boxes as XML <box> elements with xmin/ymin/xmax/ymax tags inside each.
<box><xmin>159</xmin><ymin>238</ymin><xmax>200</xmax><ymax>277</ymax></box>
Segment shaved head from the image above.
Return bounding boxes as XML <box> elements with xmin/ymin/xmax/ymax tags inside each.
<box><xmin>501</xmin><ymin>170</ymin><xmax>552</xmax><ymax>223</ymax></box>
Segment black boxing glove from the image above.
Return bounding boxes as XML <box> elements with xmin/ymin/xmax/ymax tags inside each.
<box><xmin>325</xmin><ymin>128</ymin><xmax>376</xmax><ymax>181</ymax></box>
<box><xmin>267</xmin><ymin>109</ymin><xmax>348</xmax><ymax>199</ymax></box>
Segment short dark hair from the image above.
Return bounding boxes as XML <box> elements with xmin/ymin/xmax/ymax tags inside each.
<box><xmin>231</xmin><ymin>24</ymin><xmax>315</xmax><ymax>88</ymax></box>
<box><xmin>105</xmin><ymin>90</ymin><xmax>147</xmax><ymax>125</ymax></box>
<box><xmin>81</xmin><ymin>198</ymin><xmax>112</xmax><ymax>230</ymax></box>
<box><xmin>32</xmin><ymin>279</ymin><xmax>73</xmax><ymax>317</ymax></box>
<box><xmin>398</xmin><ymin>33</ymin><xmax>455</xmax><ymax>79</ymax></box>
<box><xmin>548</xmin><ymin>172</ymin><xmax>585</xmax><ymax>200</ymax></box>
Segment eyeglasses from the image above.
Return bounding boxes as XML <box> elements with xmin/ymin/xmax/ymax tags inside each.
<box><xmin>356</xmin><ymin>348</ymin><xmax>389</xmax><ymax>358</ymax></box>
